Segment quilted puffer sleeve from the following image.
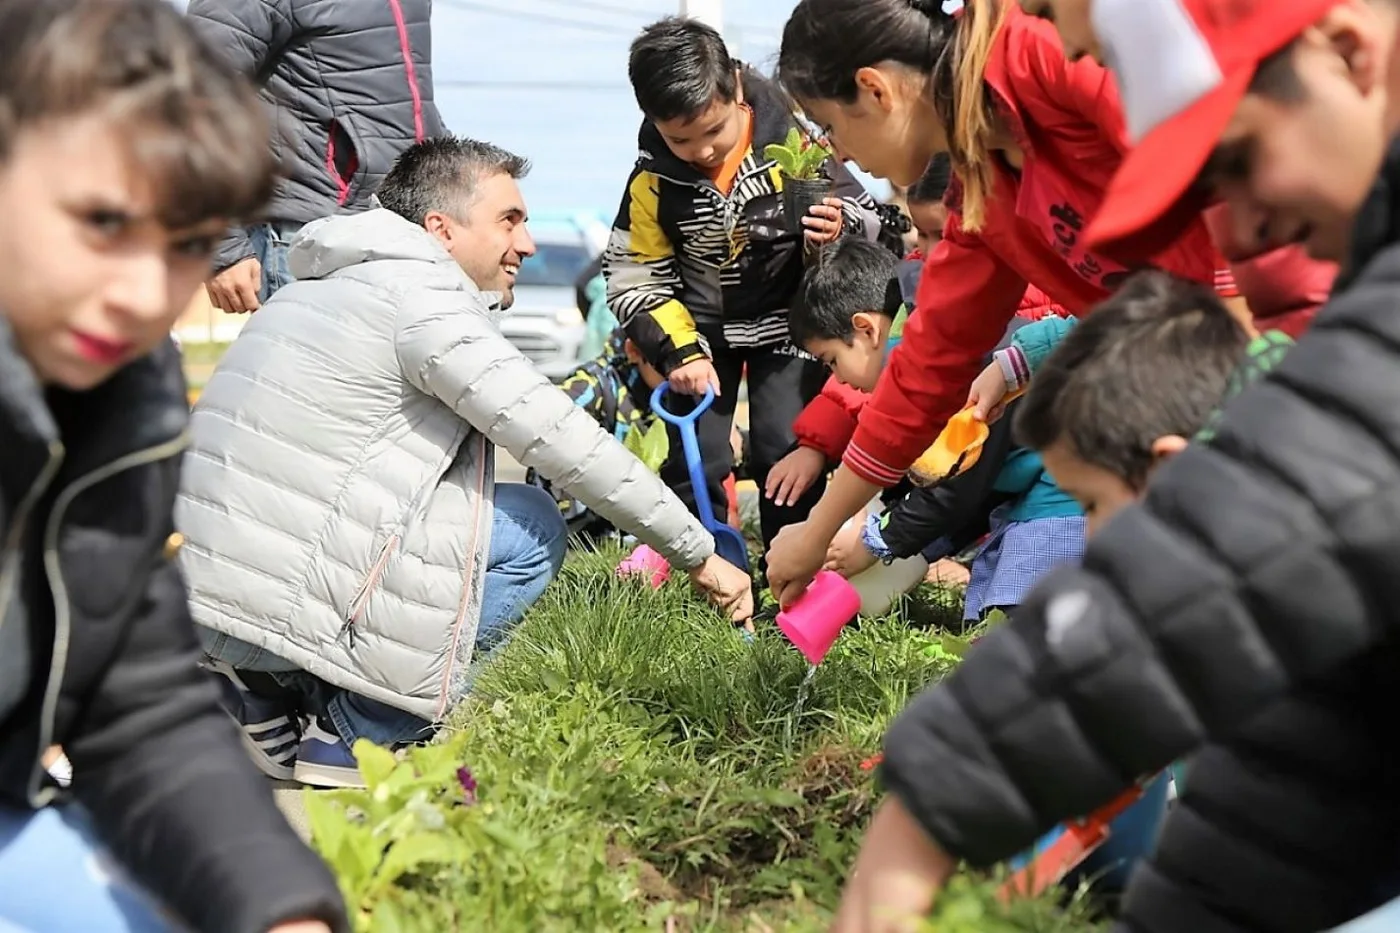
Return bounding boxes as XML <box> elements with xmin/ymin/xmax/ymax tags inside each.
<box><xmin>187</xmin><ymin>0</ymin><xmax>296</xmax><ymax>272</ymax></box>
<box><xmin>879</xmin><ymin>251</ymin><xmax>1400</xmax><ymax>868</ymax></box>
<box><xmin>395</xmin><ymin>287</ymin><xmax>715</xmax><ymax>571</ymax></box>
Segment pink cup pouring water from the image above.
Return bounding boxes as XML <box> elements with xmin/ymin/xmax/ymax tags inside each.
<box><xmin>776</xmin><ymin>570</ymin><xmax>861</xmax><ymax>665</ymax></box>
<box><xmin>616</xmin><ymin>544</ymin><xmax>671</xmax><ymax>589</ymax></box>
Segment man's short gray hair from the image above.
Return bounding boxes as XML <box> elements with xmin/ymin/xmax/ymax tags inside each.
<box><xmin>377</xmin><ymin>136</ymin><xmax>530</xmax><ymax>225</ymax></box>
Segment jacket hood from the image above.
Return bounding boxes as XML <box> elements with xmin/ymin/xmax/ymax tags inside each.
<box><xmin>287</xmin><ymin>208</ymin><xmax>466</xmax><ymax>281</ymax></box>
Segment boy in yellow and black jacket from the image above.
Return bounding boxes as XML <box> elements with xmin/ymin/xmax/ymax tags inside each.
<box><xmin>604</xmin><ymin>16</ymin><xmax>883</xmax><ymax>550</ymax></box>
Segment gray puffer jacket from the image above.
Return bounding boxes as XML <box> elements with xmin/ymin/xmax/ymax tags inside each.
<box><xmin>175</xmin><ymin>209</ymin><xmax>714</xmax><ymax>721</ymax></box>
<box><xmin>186</xmin><ymin>0</ymin><xmax>446</xmax><ymax>271</ymax></box>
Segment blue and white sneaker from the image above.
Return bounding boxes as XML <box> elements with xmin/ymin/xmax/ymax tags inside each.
<box><xmin>208</xmin><ymin>662</ymin><xmax>301</xmax><ymax>781</ymax></box>
<box><xmin>293</xmin><ymin>720</ymin><xmax>366</xmax><ymax>789</ymax></box>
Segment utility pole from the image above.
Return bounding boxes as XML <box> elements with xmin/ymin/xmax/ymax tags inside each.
<box><xmin>680</xmin><ymin>0</ymin><xmax>723</xmax><ymax>35</ymax></box>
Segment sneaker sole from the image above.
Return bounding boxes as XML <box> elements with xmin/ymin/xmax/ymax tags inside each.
<box><xmin>293</xmin><ymin>760</ymin><xmax>366</xmax><ymax>789</ymax></box>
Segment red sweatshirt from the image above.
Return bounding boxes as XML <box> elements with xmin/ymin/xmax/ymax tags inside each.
<box><xmin>793</xmin><ymin>287</ymin><xmax>1062</xmax><ymax>462</ymax></box>
<box><xmin>1205</xmin><ymin>205</ymin><xmax>1337</xmax><ymax>339</ymax></box>
<box><xmin>843</xmin><ymin>7</ymin><xmax>1236</xmax><ymax>486</ymax></box>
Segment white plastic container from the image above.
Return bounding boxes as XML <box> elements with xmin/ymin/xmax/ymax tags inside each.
<box><xmin>849</xmin><ymin>554</ymin><xmax>930</xmax><ymax>616</ymax></box>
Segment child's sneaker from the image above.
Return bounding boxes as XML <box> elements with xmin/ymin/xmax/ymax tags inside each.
<box><xmin>208</xmin><ymin>662</ymin><xmax>300</xmax><ymax>781</ymax></box>
<box><xmin>293</xmin><ymin>720</ymin><xmax>366</xmax><ymax>789</ymax></box>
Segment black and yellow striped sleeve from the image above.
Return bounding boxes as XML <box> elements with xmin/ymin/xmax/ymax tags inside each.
<box><xmin>601</xmin><ymin>169</ymin><xmax>707</xmax><ymax>374</ymax></box>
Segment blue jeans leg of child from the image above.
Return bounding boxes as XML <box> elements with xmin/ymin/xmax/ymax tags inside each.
<box><xmin>203</xmin><ymin>483</ymin><xmax>569</xmax><ymax>747</ymax></box>
<box><xmin>0</xmin><ymin>806</ymin><xmax>181</xmax><ymax>933</ymax></box>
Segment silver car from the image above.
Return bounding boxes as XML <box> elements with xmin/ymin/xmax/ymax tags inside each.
<box><xmin>500</xmin><ymin>214</ymin><xmax>609</xmax><ymax>382</ymax></box>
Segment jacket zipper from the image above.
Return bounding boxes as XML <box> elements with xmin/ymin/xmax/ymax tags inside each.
<box><xmin>340</xmin><ymin>533</ymin><xmax>402</xmax><ymax>647</ymax></box>
<box><xmin>435</xmin><ymin>433</ymin><xmax>491</xmax><ymax>718</ymax></box>
<box><xmin>0</xmin><ymin>442</ymin><xmax>65</xmax><ymax>633</ymax></box>
<box><xmin>28</xmin><ymin>435</ymin><xmax>188</xmax><ymax>806</ymax></box>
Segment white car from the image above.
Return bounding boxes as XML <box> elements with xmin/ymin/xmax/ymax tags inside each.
<box><xmin>500</xmin><ymin>213</ymin><xmax>610</xmax><ymax>381</ymax></box>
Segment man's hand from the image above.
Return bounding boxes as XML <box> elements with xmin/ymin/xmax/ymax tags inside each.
<box><xmin>668</xmin><ymin>357</ymin><xmax>720</xmax><ymax>397</ymax></box>
<box><xmin>967</xmin><ymin>360</ymin><xmax>1011</xmax><ymax>423</ymax></box>
<box><xmin>688</xmin><ymin>553</ymin><xmax>754</xmax><ymax>624</ymax></box>
<box><xmin>206</xmin><ymin>256</ymin><xmax>263</xmax><ymax>314</ymax></box>
<box><xmin>802</xmin><ymin>197</ymin><xmax>846</xmax><ymax>248</ymax></box>
<box><xmin>766</xmin><ymin>520</ymin><xmax>829</xmax><ymax>608</ymax></box>
<box><xmin>831</xmin><ymin>796</ymin><xmax>956</xmax><ymax>933</ymax></box>
<box><xmin>826</xmin><ymin>517</ymin><xmax>877</xmax><ymax>578</ymax></box>
<box><xmin>268</xmin><ymin>922</ymin><xmax>332</xmax><ymax>933</ymax></box>
<box><xmin>766</xmin><ymin>446</ymin><xmax>827</xmax><ymax>507</ymax></box>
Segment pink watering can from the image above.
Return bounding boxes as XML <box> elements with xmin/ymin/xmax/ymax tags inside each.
<box><xmin>776</xmin><ymin>571</ymin><xmax>861</xmax><ymax>665</ymax></box>
<box><xmin>617</xmin><ymin>543</ymin><xmax>671</xmax><ymax>589</ymax></box>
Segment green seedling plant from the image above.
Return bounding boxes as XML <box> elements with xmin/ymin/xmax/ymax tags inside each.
<box><xmin>763</xmin><ymin>127</ymin><xmax>833</xmax><ymax>181</ymax></box>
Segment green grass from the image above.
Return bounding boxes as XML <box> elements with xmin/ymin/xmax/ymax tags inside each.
<box><xmin>304</xmin><ymin>547</ymin><xmax>1107</xmax><ymax>932</ymax></box>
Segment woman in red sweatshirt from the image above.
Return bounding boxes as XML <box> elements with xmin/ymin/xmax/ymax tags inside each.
<box><xmin>765</xmin><ymin>0</ymin><xmax>1254</xmax><ymax>604</ymax></box>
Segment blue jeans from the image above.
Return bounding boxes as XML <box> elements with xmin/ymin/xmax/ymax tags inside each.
<box><xmin>201</xmin><ymin>482</ymin><xmax>567</xmax><ymax>747</ymax></box>
<box><xmin>0</xmin><ymin>806</ymin><xmax>180</xmax><ymax>932</ymax></box>
<box><xmin>249</xmin><ymin>221</ymin><xmax>300</xmax><ymax>305</ymax></box>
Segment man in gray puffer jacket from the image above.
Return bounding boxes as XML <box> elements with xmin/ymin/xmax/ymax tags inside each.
<box><xmin>188</xmin><ymin>0</ymin><xmax>445</xmax><ymax>313</ymax></box>
<box><xmin>176</xmin><ymin>137</ymin><xmax>754</xmax><ymax>789</ymax></box>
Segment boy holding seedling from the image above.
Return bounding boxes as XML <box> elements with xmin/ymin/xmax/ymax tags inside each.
<box><xmin>605</xmin><ymin>16</ymin><xmax>883</xmax><ymax>552</ymax></box>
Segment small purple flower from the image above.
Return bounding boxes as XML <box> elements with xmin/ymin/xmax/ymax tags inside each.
<box><xmin>456</xmin><ymin>766</ymin><xmax>477</xmax><ymax>804</ymax></box>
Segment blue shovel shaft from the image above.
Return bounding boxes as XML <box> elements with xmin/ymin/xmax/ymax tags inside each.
<box><xmin>650</xmin><ymin>383</ymin><xmax>750</xmax><ymax>570</ymax></box>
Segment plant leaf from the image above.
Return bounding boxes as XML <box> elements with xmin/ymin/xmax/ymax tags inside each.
<box><xmin>372</xmin><ymin>832</ymin><xmax>465</xmax><ymax>891</ymax></box>
<box><xmin>352</xmin><ymin>739</ymin><xmax>398</xmax><ymax>791</ymax></box>
<box><xmin>637</xmin><ymin>421</ymin><xmax>670</xmax><ymax>473</ymax></box>
<box><xmin>763</xmin><ymin>143</ymin><xmax>801</xmax><ymax>178</ymax></box>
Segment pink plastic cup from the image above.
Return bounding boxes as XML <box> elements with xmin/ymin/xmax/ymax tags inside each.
<box><xmin>616</xmin><ymin>544</ymin><xmax>671</xmax><ymax>590</ymax></box>
<box><xmin>776</xmin><ymin>570</ymin><xmax>861</xmax><ymax>665</ymax></box>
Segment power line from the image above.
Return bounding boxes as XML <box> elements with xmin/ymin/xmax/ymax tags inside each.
<box><xmin>436</xmin><ymin>0</ymin><xmax>635</xmax><ymax>36</ymax></box>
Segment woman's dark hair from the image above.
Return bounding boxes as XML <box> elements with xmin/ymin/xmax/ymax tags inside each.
<box><xmin>628</xmin><ymin>17</ymin><xmax>738</xmax><ymax>122</ymax></box>
<box><xmin>908</xmin><ymin>153</ymin><xmax>954</xmax><ymax>204</ymax></box>
<box><xmin>790</xmin><ymin>237</ymin><xmax>903</xmax><ymax>346</ymax></box>
<box><xmin>0</xmin><ymin>0</ymin><xmax>276</xmax><ymax>229</ymax></box>
<box><xmin>777</xmin><ymin>0</ymin><xmax>1008</xmax><ymax>231</ymax></box>
<box><xmin>1015</xmin><ymin>271</ymin><xmax>1249</xmax><ymax>489</ymax></box>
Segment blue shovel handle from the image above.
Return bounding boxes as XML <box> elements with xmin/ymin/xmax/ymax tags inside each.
<box><xmin>650</xmin><ymin>384</ymin><xmax>752</xmax><ymax>572</ymax></box>
<box><xmin>650</xmin><ymin>383</ymin><xmax>719</xmax><ymax>529</ymax></box>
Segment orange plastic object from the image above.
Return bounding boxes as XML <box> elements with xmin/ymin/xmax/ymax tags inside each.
<box><xmin>908</xmin><ymin>387</ymin><xmax>1027</xmax><ymax>487</ymax></box>
<box><xmin>909</xmin><ymin>407</ymin><xmax>990</xmax><ymax>486</ymax></box>
<box><xmin>997</xmin><ymin>782</ymin><xmax>1147</xmax><ymax>902</ymax></box>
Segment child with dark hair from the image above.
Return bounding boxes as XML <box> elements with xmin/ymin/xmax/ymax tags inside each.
<box><xmin>845</xmin><ymin>269</ymin><xmax>1400</xmax><ymax>932</ymax></box>
<box><xmin>604</xmin><ymin>16</ymin><xmax>885</xmax><ymax>552</ymax></box>
<box><xmin>0</xmin><ymin>1</ymin><xmax>345</xmax><ymax>931</ymax></box>
<box><xmin>775</xmin><ymin>239</ymin><xmax>1084</xmax><ymax>623</ymax></box>
<box><xmin>1008</xmin><ymin>272</ymin><xmax>1400</xmax><ymax>933</ymax></box>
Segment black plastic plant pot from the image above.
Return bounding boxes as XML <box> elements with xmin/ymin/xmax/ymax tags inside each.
<box><xmin>782</xmin><ymin>176</ymin><xmax>834</xmax><ymax>236</ymax></box>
